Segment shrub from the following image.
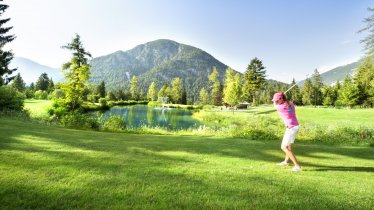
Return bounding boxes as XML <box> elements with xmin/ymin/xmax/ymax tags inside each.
<box><xmin>99</xmin><ymin>98</ymin><xmax>107</xmax><ymax>107</ymax></box>
<box><xmin>34</xmin><ymin>90</ymin><xmax>48</xmax><ymax>100</ymax></box>
<box><xmin>60</xmin><ymin>112</ymin><xmax>99</xmax><ymax>130</ymax></box>
<box><xmin>49</xmin><ymin>89</ymin><xmax>65</xmax><ymax>100</ymax></box>
<box><xmin>102</xmin><ymin>115</ymin><xmax>126</xmax><ymax>131</ymax></box>
<box><xmin>0</xmin><ymin>86</ymin><xmax>25</xmax><ymax>111</ymax></box>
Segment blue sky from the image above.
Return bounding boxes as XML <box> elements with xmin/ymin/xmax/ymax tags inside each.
<box><xmin>5</xmin><ymin>0</ymin><xmax>373</xmax><ymax>83</ymax></box>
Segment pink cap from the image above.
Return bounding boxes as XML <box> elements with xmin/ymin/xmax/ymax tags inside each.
<box><xmin>271</xmin><ymin>92</ymin><xmax>284</xmax><ymax>102</ymax></box>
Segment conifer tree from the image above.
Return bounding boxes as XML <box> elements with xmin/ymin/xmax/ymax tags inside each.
<box><xmin>96</xmin><ymin>81</ymin><xmax>106</xmax><ymax>98</ymax></box>
<box><xmin>60</xmin><ymin>34</ymin><xmax>92</xmax><ymax>111</ymax></box>
<box><xmin>311</xmin><ymin>69</ymin><xmax>323</xmax><ymax>106</ymax></box>
<box><xmin>10</xmin><ymin>73</ymin><xmax>25</xmax><ymax>92</ymax></box>
<box><xmin>301</xmin><ymin>78</ymin><xmax>313</xmax><ymax>105</ymax></box>
<box><xmin>36</xmin><ymin>73</ymin><xmax>50</xmax><ymax>91</ymax></box>
<box><xmin>0</xmin><ymin>1</ymin><xmax>16</xmax><ymax>85</ymax></box>
<box><xmin>337</xmin><ymin>76</ymin><xmax>359</xmax><ymax>108</ymax></box>
<box><xmin>242</xmin><ymin>58</ymin><xmax>266</xmax><ymax>105</ymax></box>
<box><xmin>356</xmin><ymin>7</ymin><xmax>374</xmax><ymax>107</ymax></box>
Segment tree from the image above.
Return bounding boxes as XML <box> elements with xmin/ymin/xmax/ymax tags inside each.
<box><xmin>301</xmin><ymin>78</ymin><xmax>313</xmax><ymax>105</ymax></box>
<box><xmin>311</xmin><ymin>69</ymin><xmax>323</xmax><ymax>106</ymax></box>
<box><xmin>96</xmin><ymin>81</ymin><xmax>106</xmax><ymax>98</ymax></box>
<box><xmin>358</xmin><ymin>7</ymin><xmax>374</xmax><ymax>57</ymax></box>
<box><xmin>147</xmin><ymin>82</ymin><xmax>158</xmax><ymax>101</ymax></box>
<box><xmin>35</xmin><ymin>73</ymin><xmax>50</xmax><ymax>91</ymax></box>
<box><xmin>242</xmin><ymin>58</ymin><xmax>267</xmax><ymax>105</ymax></box>
<box><xmin>60</xmin><ymin>34</ymin><xmax>92</xmax><ymax>111</ymax></box>
<box><xmin>356</xmin><ymin>7</ymin><xmax>374</xmax><ymax>107</ymax></box>
<box><xmin>336</xmin><ymin>76</ymin><xmax>360</xmax><ymax>108</ymax></box>
<box><xmin>321</xmin><ymin>85</ymin><xmax>337</xmax><ymax>106</ymax></box>
<box><xmin>130</xmin><ymin>76</ymin><xmax>138</xmax><ymax>100</ymax></box>
<box><xmin>107</xmin><ymin>91</ymin><xmax>116</xmax><ymax>101</ymax></box>
<box><xmin>223</xmin><ymin>67</ymin><xmax>242</xmax><ymax>107</ymax></box>
<box><xmin>208</xmin><ymin>67</ymin><xmax>222</xmax><ymax>105</ymax></box>
<box><xmin>287</xmin><ymin>78</ymin><xmax>302</xmax><ymax>105</ymax></box>
<box><xmin>171</xmin><ymin>77</ymin><xmax>183</xmax><ymax>104</ymax></box>
<box><xmin>158</xmin><ymin>84</ymin><xmax>169</xmax><ymax>98</ymax></box>
<box><xmin>0</xmin><ymin>1</ymin><xmax>16</xmax><ymax>86</ymax></box>
<box><xmin>47</xmin><ymin>77</ymin><xmax>55</xmax><ymax>93</ymax></box>
<box><xmin>199</xmin><ymin>87</ymin><xmax>209</xmax><ymax>105</ymax></box>
<box><xmin>10</xmin><ymin>73</ymin><xmax>25</xmax><ymax>92</ymax></box>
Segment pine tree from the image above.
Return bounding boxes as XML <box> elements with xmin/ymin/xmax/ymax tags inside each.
<box><xmin>96</xmin><ymin>81</ymin><xmax>106</xmax><ymax>98</ymax></box>
<box><xmin>337</xmin><ymin>76</ymin><xmax>360</xmax><ymax>108</ymax></box>
<box><xmin>287</xmin><ymin>78</ymin><xmax>302</xmax><ymax>105</ymax></box>
<box><xmin>311</xmin><ymin>69</ymin><xmax>323</xmax><ymax>106</ymax></box>
<box><xmin>10</xmin><ymin>73</ymin><xmax>25</xmax><ymax>92</ymax></box>
<box><xmin>242</xmin><ymin>58</ymin><xmax>267</xmax><ymax>105</ymax></box>
<box><xmin>0</xmin><ymin>1</ymin><xmax>16</xmax><ymax>86</ymax></box>
<box><xmin>47</xmin><ymin>77</ymin><xmax>55</xmax><ymax>93</ymax></box>
<box><xmin>60</xmin><ymin>34</ymin><xmax>92</xmax><ymax>111</ymax></box>
<box><xmin>301</xmin><ymin>78</ymin><xmax>313</xmax><ymax>105</ymax></box>
<box><xmin>36</xmin><ymin>73</ymin><xmax>50</xmax><ymax>91</ymax></box>
<box><xmin>321</xmin><ymin>85</ymin><xmax>337</xmax><ymax>106</ymax></box>
<box><xmin>356</xmin><ymin>7</ymin><xmax>374</xmax><ymax>107</ymax></box>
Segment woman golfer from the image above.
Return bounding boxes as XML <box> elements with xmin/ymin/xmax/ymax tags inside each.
<box><xmin>272</xmin><ymin>92</ymin><xmax>302</xmax><ymax>172</ymax></box>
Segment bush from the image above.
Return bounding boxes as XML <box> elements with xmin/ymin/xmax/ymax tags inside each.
<box><xmin>0</xmin><ymin>86</ymin><xmax>25</xmax><ymax>111</ymax></box>
<box><xmin>99</xmin><ymin>98</ymin><xmax>107</xmax><ymax>107</ymax></box>
<box><xmin>49</xmin><ymin>89</ymin><xmax>65</xmax><ymax>100</ymax></box>
<box><xmin>34</xmin><ymin>90</ymin><xmax>48</xmax><ymax>100</ymax></box>
<box><xmin>60</xmin><ymin>112</ymin><xmax>99</xmax><ymax>130</ymax></box>
<box><xmin>102</xmin><ymin>115</ymin><xmax>126</xmax><ymax>131</ymax></box>
<box><xmin>25</xmin><ymin>89</ymin><xmax>35</xmax><ymax>99</ymax></box>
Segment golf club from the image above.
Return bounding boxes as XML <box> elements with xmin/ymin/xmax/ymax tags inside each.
<box><xmin>284</xmin><ymin>74</ymin><xmax>309</xmax><ymax>94</ymax></box>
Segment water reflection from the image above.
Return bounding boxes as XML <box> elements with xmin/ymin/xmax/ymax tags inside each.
<box><xmin>98</xmin><ymin>105</ymin><xmax>201</xmax><ymax>130</ymax></box>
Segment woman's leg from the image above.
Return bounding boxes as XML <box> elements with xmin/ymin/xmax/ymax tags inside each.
<box><xmin>283</xmin><ymin>146</ymin><xmax>290</xmax><ymax>163</ymax></box>
<box><xmin>281</xmin><ymin>144</ymin><xmax>300</xmax><ymax>167</ymax></box>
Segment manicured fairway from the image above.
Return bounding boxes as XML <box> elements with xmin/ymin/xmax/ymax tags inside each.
<box><xmin>1</xmin><ymin>118</ymin><xmax>373</xmax><ymax>209</ymax></box>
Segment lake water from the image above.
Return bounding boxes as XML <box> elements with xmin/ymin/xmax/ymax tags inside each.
<box><xmin>98</xmin><ymin>105</ymin><xmax>202</xmax><ymax>130</ymax></box>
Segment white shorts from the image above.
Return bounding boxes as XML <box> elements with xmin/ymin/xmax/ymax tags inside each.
<box><xmin>281</xmin><ymin>126</ymin><xmax>300</xmax><ymax>147</ymax></box>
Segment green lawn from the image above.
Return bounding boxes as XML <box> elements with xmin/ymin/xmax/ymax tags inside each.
<box><xmin>24</xmin><ymin>99</ymin><xmax>53</xmax><ymax>119</ymax></box>
<box><xmin>1</xmin><ymin>118</ymin><xmax>373</xmax><ymax>209</ymax></box>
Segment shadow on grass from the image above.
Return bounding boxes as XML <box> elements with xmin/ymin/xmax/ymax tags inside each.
<box><xmin>1</xmin><ymin>118</ymin><xmax>374</xmax><ymax>209</ymax></box>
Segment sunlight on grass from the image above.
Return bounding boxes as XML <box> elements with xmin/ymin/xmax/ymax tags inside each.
<box><xmin>24</xmin><ymin>99</ymin><xmax>53</xmax><ymax>119</ymax></box>
<box><xmin>0</xmin><ymin>118</ymin><xmax>373</xmax><ymax>209</ymax></box>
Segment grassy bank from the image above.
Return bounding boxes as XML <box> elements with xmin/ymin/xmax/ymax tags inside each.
<box><xmin>0</xmin><ymin>118</ymin><xmax>373</xmax><ymax>209</ymax></box>
<box><xmin>22</xmin><ymin>100</ymin><xmax>374</xmax><ymax>145</ymax></box>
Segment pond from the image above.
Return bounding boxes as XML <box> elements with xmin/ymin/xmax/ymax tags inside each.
<box><xmin>97</xmin><ymin>105</ymin><xmax>202</xmax><ymax>130</ymax></box>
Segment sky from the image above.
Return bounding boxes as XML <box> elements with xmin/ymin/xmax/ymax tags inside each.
<box><xmin>4</xmin><ymin>0</ymin><xmax>373</xmax><ymax>83</ymax></box>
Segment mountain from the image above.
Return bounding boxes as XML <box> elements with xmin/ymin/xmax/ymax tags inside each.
<box><xmin>89</xmin><ymin>39</ymin><xmax>231</xmax><ymax>101</ymax></box>
<box><xmin>298</xmin><ymin>61</ymin><xmax>359</xmax><ymax>86</ymax></box>
<box><xmin>9</xmin><ymin>57</ymin><xmax>63</xmax><ymax>85</ymax></box>
<box><xmin>319</xmin><ymin>62</ymin><xmax>359</xmax><ymax>84</ymax></box>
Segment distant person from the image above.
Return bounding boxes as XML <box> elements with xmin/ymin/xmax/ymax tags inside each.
<box><xmin>272</xmin><ymin>92</ymin><xmax>302</xmax><ymax>172</ymax></box>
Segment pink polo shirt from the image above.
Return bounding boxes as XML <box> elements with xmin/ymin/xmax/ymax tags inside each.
<box><xmin>275</xmin><ymin>101</ymin><xmax>299</xmax><ymax>128</ymax></box>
